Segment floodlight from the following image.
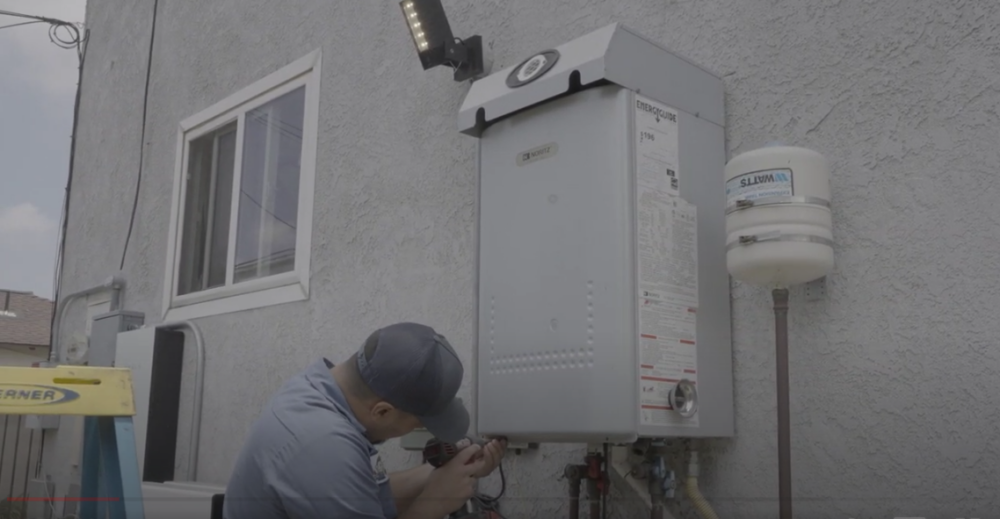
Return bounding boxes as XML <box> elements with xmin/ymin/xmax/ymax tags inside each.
<box><xmin>400</xmin><ymin>0</ymin><xmax>487</xmax><ymax>82</ymax></box>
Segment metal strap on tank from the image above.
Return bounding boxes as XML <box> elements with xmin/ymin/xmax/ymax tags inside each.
<box><xmin>726</xmin><ymin>232</ymin><xmax>835</xmax><ymax>251</ymax></box>
<box><xmin>725</xmin><ymin>196</ymin><xmax>830</xmax><ymax>215</ymax></box>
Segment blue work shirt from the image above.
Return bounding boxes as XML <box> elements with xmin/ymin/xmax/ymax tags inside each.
<box><xmin>223</xmin><ymin>358</ymin><xmax>398</xmax><ymax>519</ymax></box>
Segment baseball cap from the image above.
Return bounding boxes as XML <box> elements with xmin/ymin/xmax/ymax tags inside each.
<box><xmin>355</xmin><ymin>322</ymin><xmax>470</xmax><ymax>443</ymax></box>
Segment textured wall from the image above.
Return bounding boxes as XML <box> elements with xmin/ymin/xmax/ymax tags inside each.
<box><xmin>59</xmin><ymin>0</ymin><xmax>1000</xmax><ymax>518</ymax></box>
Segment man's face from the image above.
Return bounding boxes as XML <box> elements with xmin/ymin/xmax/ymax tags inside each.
<box><xmin>363</xmin><ymin>401</ymin><xmax>422</xmax><ymax>442</ymax></box>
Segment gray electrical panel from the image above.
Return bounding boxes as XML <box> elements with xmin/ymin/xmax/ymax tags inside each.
<box><xmin>460</xmin><ymin>23</ymin><xmax>733</xmax><ymax>442</ymax></box>
<box><xmin>89</xmin><ymin>310</ymin><xmax>145</xmax><ymax>367</ymax></box>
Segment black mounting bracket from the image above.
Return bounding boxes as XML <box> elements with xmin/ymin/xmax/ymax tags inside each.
<box><xmin>445</xmin><ymin>35</ymin><xmax>485</xmax><ymax>82</ymax></box>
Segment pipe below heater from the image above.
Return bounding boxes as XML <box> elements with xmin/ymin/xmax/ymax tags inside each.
<box><xmin>773</xmin><ymin>288</ymin><xmax>792</xmax><ymax>519</ymax></box>
<box><xmin>649</xmin><ymin>483</ymin><xmax>665</xmax><ymax>519</ymax></box>
<box><xmin>564</xmin><ymin>465</ymin><xmax>583</xmax><ymax>519</ymax></box>
<box><xmin>587</xmin><ymin>477</ymin><xmax>600</xmax><ymax>519</ymax></box>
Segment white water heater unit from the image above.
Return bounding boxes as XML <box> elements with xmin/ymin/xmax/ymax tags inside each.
<box><xmin>459</xmin><ymin>23</ymin><xmax>733</xmax><ymax>443</ymax></box>
<box><xmin>724</xmin><ymin>146</ymin><xmax>834</xmax><ymax>287</ymax></box>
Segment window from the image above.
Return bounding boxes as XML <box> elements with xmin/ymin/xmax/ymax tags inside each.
<box><xmin>163</xmin><ymin>49</ymin><xmax>321</xmax><ymax>321</ymax></box>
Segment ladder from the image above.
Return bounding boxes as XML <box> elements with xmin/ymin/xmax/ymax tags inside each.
<box><xmin>0</xmin><ymin>365</ymin><xmax>145</xmax><ymax>519</ymax></box>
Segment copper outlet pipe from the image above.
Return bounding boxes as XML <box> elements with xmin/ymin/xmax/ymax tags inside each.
<box><xmin>773</xmin><ymin>288</ymin><xmax>792</xmax><ymax>519</ymax></box>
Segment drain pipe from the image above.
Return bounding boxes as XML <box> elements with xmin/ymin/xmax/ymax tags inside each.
<box><xmin>156</xmin><ymin>320</ymin><xmax>206</xmax><ymax>482</ymax></box>
<box><xmin>49</xmin><ymin>274</ymin><xmax>125</xmax><ymax>363</ymax></box>
<box><xmin>685</xmin><ymin>451</ymin><xmax>719</xmax><ymax>519</ymax></box>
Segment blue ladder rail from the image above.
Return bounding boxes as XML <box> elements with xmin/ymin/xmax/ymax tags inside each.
<box><xmin>0</xmin><ymin>365</ymin><xmax>145</xmax><ymax>519</ymax></box>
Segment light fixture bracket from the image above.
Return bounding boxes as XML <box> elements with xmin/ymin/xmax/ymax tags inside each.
<box><xmin>445</xmin><ymin>35</ymin><xmax>485</xmax><ymax>83</ymax></box>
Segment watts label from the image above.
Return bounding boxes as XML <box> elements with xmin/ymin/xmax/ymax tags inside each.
<box><xmin>0</xmin><ymin>384</ymin><xmax>81</xmax><ymax>406</ymax></box>
<box><xmin>736</xmin><ymin>170</ymin><xmax>790</xmax><ymax>188</ymax></box>
<box><xmin>726</xmin><ymin>168</ymin><xmax>794</xmax><ymax>205</ymax></box>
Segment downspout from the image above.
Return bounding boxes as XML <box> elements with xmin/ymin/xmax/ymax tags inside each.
<box><xmin>48</xmin><ymin>274</ymin><xmax>126</xmax><ymax>363</ymax></box>
<box><xmin>157</xmin><ymin>320</ymin><xmax>206</xmax><ymax>481</ymax></box>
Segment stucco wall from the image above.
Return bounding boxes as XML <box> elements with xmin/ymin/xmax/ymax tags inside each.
<box><xmin>58</xmin><ymin>0</ymin><xmax>1000</xmax><ymax>518</ymax></box>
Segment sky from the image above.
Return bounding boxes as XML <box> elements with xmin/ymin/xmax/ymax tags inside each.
<box><xmin>0</xmin><ymin>0</ymin><xmax>86</xmax><ymax>300</ymax></box>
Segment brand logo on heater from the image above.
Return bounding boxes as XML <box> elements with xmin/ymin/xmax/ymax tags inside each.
<box><xmin>516</xmin><ymin>142</ymin><xmax>559</xmax><ymax>167</ymax></box>
<box><xmin>0</xmin><ymin>384</ymin><xmax>81</xmax><ymax>407</ymax></box>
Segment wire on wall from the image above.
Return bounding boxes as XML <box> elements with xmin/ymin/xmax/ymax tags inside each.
<box><xmin>118</xmin><ymin>0</ymin><xmax>160</xmax><ymax>271</ymax></box>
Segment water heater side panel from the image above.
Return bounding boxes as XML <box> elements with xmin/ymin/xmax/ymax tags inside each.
<box><xmin>634</xmin><ymin>108</ymin><xmax>733</xmax><ymax>438</ymax></box>
<box><xmin>477</xmin><ymin>85</ymin><xmax>637</xmax><ymax>443</ymax></box>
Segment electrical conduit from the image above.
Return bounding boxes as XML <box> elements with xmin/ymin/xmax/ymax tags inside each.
<box><xmin>49</xmin><ymin>274</ymin><xmax>126</xmax><ymax>363</ymax></box>
<box><xmin>685</xmin><ymin>451</ymin><xmax>719</xmax><ymax>519</ymax></box>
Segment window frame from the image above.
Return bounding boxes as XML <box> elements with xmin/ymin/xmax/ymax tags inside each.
<box><xmin>162</xmin><ymin>49</ymin><xmax>321</xmax><ymax>322</ymax></box>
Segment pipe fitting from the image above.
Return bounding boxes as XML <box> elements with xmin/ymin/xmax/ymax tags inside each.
<box><xmin>646</xmin><ymin>455</ymin><xmax>675</xmax><ymax>501</ymax></box>
<box><xmin>564</xmin><ymin>464</ymin><xmax>584</xmax><ymax>481</ymax></box>
<box><xmin>104</xmin><ymin>273</ymin><xmax>126</xmax><ymax>289</ymax></box>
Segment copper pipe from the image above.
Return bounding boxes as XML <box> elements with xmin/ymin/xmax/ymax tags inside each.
<box><xmin>773</xmin><ymin>288</ymin><xmax>792</xmax><ymax>519</ymax></box>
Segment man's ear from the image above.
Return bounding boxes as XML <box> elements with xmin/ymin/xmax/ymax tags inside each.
<box><xmin>371</xmin><ymin>401</ymin><xmax>395</xmax><ymax>418</ymax></box>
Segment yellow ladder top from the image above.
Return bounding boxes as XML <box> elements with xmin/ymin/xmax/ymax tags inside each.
<box><xmin>0</xmin><ymin>365</ymin><xmax>136</xmax><ymax>416</ymax></box>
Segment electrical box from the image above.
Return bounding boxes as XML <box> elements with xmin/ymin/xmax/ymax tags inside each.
<box><xmin>89</xmin><ymin>310</ymin><xmax>145</xmax><ymax>366</ymax></box>
<box><xmin>460</xmin><ymin>23</ymin><xmax>733</xmax><ymax>443</ymax></box>
<box><xmin>115</xmin><ymin>327</ymin><xmax>186</xmax><ymax>483</ymax></box>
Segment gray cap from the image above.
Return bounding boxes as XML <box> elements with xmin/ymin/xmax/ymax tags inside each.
<box><xmin>356</xmin><ymin>322</ymin><xmax>470</xmax><ymax>443</ymax></box>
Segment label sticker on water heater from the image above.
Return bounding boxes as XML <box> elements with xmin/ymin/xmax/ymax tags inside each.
<box><xmin>634</xmin><ymin>95</ymin><xmax>700</xmax><ymax>428</ymax></box>
<box><xmin>516</xmin><ymin>142</ymin><xmax>559</xmax><ymax>167</ymax></box>
<box><xmin>725</xmin><ymin>168</ymin><xmax>794</xmax><ymax>206</ymax></box>
<box><xmin>634</xmin><ymin>94</ymin><xmax>680</xmax><ymax>197</ymax></box>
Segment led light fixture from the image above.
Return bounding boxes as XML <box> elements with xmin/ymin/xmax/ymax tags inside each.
<box><xmin>400</xmin><ymin>0</ymin><xmax>487</xmax><ymax>82</ymax></box>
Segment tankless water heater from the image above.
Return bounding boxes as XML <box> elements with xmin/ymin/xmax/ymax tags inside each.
<box><xmin>459</xmin><ymin>23</ymin><xmax>733</xmax><ymax>443</ymax></box>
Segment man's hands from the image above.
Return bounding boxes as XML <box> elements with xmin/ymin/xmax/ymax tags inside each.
<box><xmin>405</xmin><ymin>438</ymin><xmax>508</xmax><ymax>519</ymax></box>
<box><xmin>416</xmin><ymin>443</ymin><xmax>485</xmax><ymax>517</ymax></box>
<box><xmin>469</xmin><ymin>438</ymin><xmax>507</xmax><ymax>478</ymax></box>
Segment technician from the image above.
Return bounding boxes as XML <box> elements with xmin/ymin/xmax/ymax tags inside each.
<box><xmin>222</xmin><ymin>322</ymin><xmax>507</xmax><ymax>519</ymax></box>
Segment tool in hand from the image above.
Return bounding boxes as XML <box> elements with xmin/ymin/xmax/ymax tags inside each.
<box><xmin>423</xmin><ymin>435</ymin><xmax>509</xmax><ymax>519</ymax></box>
<box><xmin>422</xmin><ymin>435</ymin><xmax>495</xmax><ymax>468</ymax></box>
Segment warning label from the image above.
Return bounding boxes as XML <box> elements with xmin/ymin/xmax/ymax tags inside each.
<box><xmin>633</xmin><ymin>93</ymin><xmax>699</xmax><ymax>428</ymax></box>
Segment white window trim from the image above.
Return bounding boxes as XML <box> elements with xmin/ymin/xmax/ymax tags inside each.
<box><xmin>161</xmin><ymin>48</ymin><xmax>321</xmax><ymax>322</ymax></box>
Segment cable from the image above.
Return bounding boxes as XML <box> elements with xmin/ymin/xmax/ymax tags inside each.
<box><xmin>0</xmin><ymin>19</ymin><xmax>44</xmax><ymax>30</ymax></box>
<box><xmin>0</xmin><ymin>9</ymin><xmax>85</xmax><ymax>60</ymax></box>
<box><xmin>472</xmin><ymin>460</ymin><xmax>507</xmax><ymax>518</ymax></box>
<box><xmin>48</xmin><ymin>28</ymin><xmax>87</xmax><ymax>351</ymax></box>
<box><xmin>118</xmin><ymin>0</ymin><xmax>159</xmax><ymax>271</ymax></box>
